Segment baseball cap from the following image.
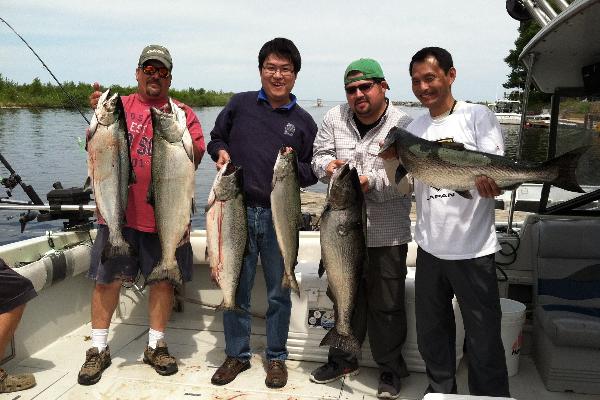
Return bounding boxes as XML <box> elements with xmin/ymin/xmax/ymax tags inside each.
<box><xmin>344</xmin><ymin>58</ymin><xmax>385</xmax><ymax>85</ymax></box>
<box><xmin>138</xmin><ymin>45</ymin><xmax>173</xmax><ymax>70</ymax></box>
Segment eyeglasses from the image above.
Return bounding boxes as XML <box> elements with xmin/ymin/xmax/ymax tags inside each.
<box><xmin>345</xmin><ymin>81</ymin><xmax>378</xmax><ymax>95</ymax></box>
<box><xmin>139</xmin><ymin>64</ymin><xmax>171</xmax><ymax>79</ymax></box>
<box><xmin>262</xmin><ymin>64</ymin><xmax>294</xmax><ymax>77</ymax></box>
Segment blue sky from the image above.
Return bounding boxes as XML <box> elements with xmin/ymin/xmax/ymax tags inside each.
<box><xmin>1</xmin><ymin>0</ymin><xmax>520</xmax><ymax>102</ymax></box>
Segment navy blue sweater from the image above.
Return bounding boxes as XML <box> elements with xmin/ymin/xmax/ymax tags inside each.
<box><xmin>207</xmin><ymin>91</ymin><xmax>318</xmax><ymax>208</ymax></box>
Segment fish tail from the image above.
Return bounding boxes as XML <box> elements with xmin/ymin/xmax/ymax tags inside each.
<box><xmin>546</xmin><ymin>146</ymin><xmax>589</xmax><ymax>193</ymax></box>
<box><xmin>215</xmin><ymin>300</ymin><xmax>245</xmax><ymax>315</ymax></box>
<box><xmin>146</xmin><ymin>261</ymin><xmax>183</xmax><ymax>287</ymax></box>
<box><xmin>320</xmin><ymin>328</ymin><xmax>361</xmax><ymax>355</ymax></box>
<box><xmin>281</xmin><ymin>273</ymin><xmax>300</xmax><ymax>296</ymax></box>
<box><xmin>101</xmin><ymin>240</ymin><xmax>133</xmax><ymax>264</ymax></box>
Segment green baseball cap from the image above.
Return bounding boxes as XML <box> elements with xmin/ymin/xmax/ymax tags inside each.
<box><xmin>138</xmin><ymin>44</ymin><xmax>173</xmax><ymax>70</ymax></box>
<box><xmin>344</xmin><ymin>58</ymin><xmax>385</xmax><ymax>85</ymax></box>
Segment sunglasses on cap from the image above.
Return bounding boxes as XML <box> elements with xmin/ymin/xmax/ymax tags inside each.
<box><xmin>139</xmin><ymin>64</ymin><xmax>171</xmax><ymax>79</ymax></box>
<box><xmin>344</xmin><ymin>81</ymin><xmax>378</xmax><ymax>95</ymax></box>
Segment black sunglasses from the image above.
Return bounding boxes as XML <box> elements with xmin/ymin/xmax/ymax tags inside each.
<box><xmin>344</xmin><ymin>81</ymin><xmax>378</xmax><ymax>95</ymax></box>
<box><xmin>139</xmin><ymin>64</ymin><xmax>171</xmax><ymax>79</ymax></box>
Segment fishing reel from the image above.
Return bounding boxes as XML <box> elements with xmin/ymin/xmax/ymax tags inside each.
<box><xmin>37</xmin><ymin>182</ymin><xmax>94</xmax><ymax>231</ymax></box>
<box><xmin>0</xmin><ymin>173</ymin><xmax>20</xmax><ymax>198</ymax></box>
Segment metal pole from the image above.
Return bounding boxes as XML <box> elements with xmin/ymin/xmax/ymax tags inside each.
<box><xmin>507</xmin><ymin>52</ymin><xmax>536</xmax><ymax>231</ymax></box>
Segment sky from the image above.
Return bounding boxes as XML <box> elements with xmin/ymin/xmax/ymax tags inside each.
<box><xmin>1</xmin><ymin>0</ymin><xmax>520</xmax><ymax>103</ymax></box>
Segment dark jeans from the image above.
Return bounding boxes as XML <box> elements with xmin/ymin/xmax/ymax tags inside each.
<box><xmin>223</xmin><ymin>207</ymin><xmax>291</xmax><ymax>361</ymax></box>
<box><xmin>415</xmin><ymin>247</ymin><xmax>510</xmax><ymax>397</ymax></box>
<box><xmin>329</xmin><ymin>244</ymin><xmax>409</xmax><ymax>379</ymax></box>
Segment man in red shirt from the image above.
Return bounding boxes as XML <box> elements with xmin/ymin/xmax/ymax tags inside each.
<box><xmin>78</xmin><ymin>45</ymin><xmax>205</xmax><ymax>386</ymax></box>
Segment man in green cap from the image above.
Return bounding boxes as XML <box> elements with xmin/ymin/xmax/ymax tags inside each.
<box><xmin>310</xmin><ymin>58</ymin><xmax>412</xmax><ymax>399</ymax></box>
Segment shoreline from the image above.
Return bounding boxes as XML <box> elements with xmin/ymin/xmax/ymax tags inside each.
<box><xmin>300</xmin><ymin>190</ymin><xmax>530</xmax><ymax>229</ymax></box>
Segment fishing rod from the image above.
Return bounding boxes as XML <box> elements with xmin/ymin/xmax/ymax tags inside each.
<box><xmin>0</xmin><ymin>16</ymin><xmax>90</xmax><ymax>124</ymax></box>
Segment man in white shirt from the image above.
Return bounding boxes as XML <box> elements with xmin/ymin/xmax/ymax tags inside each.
<box><xmin>382</xmin><ymin>47</ymin><xmax>510</xmax><ymax>397</ymax></box>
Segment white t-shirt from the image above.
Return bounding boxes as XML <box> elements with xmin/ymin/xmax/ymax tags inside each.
<box><xmin>408</xmin><ymin>102</ymin><xmax>505</xmax><ymax>260</ymax></box>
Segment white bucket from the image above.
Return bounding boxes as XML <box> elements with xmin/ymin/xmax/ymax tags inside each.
<box><xmin>500</xmin><ymin>298</ymin><xmax>526</xmax><ymax>377</ymax></box>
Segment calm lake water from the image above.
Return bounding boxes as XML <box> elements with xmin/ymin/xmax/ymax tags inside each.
<box><xmin>0</xmin><ymin>100</ymin><xmax>597</xmax><ymax>246</ymax></box>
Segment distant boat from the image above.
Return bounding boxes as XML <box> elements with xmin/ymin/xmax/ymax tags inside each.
<box><xmin>490</xmin><ymin>98</ymin><xmax>522</xmax><ymax>125</ymax></box>
<box><xmin>315</xmin><ymin>98</ymin><xmax>323</xmax><ymax>107</ymax></box>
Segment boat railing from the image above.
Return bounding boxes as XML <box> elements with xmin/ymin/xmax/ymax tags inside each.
<box><xmin>517</xmin><ymin>0</ymin><xmax>571</xmax><ymax>27</ymax></box>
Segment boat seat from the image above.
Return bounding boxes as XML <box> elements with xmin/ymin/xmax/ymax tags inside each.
<box><xmin>530</xmin><ymin>216</ymin><xmax>600</xmax><ymax>394</ymax></box>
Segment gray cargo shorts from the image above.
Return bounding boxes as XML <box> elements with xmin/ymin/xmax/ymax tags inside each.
<box><xmin>87</xmin><ymin>225</ymin><xmax>193</xmax><ymax>284</ymax></box>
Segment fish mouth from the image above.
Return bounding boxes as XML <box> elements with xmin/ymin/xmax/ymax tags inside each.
<box><xmin>223</xmin><ymin>162</ymin><xmax>238</xmax><ymax>176</ymax></box>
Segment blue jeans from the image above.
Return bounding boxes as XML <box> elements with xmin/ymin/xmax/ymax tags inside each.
<box><xmin>223</xmin><ymin>207</ymin><xmax>291</xmax><ymax>361</ymax></box>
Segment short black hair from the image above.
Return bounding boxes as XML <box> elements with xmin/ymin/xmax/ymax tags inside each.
<box><xmin>258</xmin><ymin>37</ymin><xmax>301</xmax><ymax>74</ymax></box>
<box><xmin>409</xmin><ymin>47</ymin><xmax>453</xmax><ymax>75</ymax></box>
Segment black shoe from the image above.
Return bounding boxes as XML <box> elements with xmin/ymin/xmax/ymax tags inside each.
<box><xmin>377</xmin><ymin>371</ymin><xmax>401</xmax><ymax>399</ymax></box>
<box><xmin>309</xmin><ymin>360</ymin><xmax>359</xmax><ymax>384</ymax></box>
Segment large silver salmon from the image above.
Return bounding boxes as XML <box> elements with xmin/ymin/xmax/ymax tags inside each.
<box><xmin>319</xmin><ymin>163</ymin><xmax>366</xmax><ymax>355</ymax></box>
<box><xmin>205</xmin><ymin>161</ymin><xmax>247</xmax><ymax>310</ymax></box>
<box><xmin>86</xmin><ymin>89</ymin><xmax>133</xmax><ymax>262</ymax></box>
<box><xmin>380</xmin><ymin>126</ymin><xmax>592</xmax><ymax>199</ymax></box>
<box><xmin>146</xmin><ymin>99</ymin><xmax>195</xmax><ymax>287</ymax></box>
<box><xmin>271</xmin><ymin>147</ymin><xmax>302</xmax><ymax>295</ymax></box>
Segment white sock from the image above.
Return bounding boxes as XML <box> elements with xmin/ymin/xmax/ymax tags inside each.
<box><xmin>148</xmin><ymin>328</ymin><xmax>165</xmax><ymax>349</ymax></box>
<box><xmin>91</xmin><ymin>328</ymin><xmax>109</xmax><ymax>352</ymax></box>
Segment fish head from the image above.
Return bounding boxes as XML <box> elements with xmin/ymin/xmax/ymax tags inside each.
<box><xmin>273</xmin><ymin>146</ymin><xmax>298</xmax><ymax>180</ymax></box>
<box><xmin>211</xmin><ymin>161</ymin><xmax>243</xmax><ymax>202</ymax></box>
<box><xmin>327</xmin><ymin>162</ymin><xmax>362</xmax><ymax>209</ymax></box>
<box><xmin>150</xmin><ymin>100</ymin><xmax>184</xmax><ymax>143</ymax></box>
<box><xmin>92</xmin><ymin>89</ymin><xmax>120</xmax><ymax>126</ymax></box>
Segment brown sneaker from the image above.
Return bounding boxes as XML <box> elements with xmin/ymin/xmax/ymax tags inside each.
<box><xmin>265</xmin><ymin>359</ymin><xmax>287</xmax><ymax>388</ymax></box>
<box><xmin>0</xmin><ymin>368</ymin><xmax>36</xmax><ymax>393</ymax></box>
<box><xmin>211</xmin><ymin>356</ymin><xmax>251</xmax><ymax>385</ymax></box>
<box><xmin>143</xmin><ymin>339</ymin><xmax>178</xmax><ymax>376</ymax></box>
<box><xmin>77</xmin><ymin>346</ymin><xmax>111</xmax><ymax>385</ymax></box>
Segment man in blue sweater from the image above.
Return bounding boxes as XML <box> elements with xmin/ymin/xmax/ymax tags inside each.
<box><xmin>207</xmin><ymin>37</ymin><xmax>317</xmax><ymax>389</ymax></box>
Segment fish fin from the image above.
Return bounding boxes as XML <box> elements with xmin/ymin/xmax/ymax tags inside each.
<box><xmin>101</xmin><ymin>240</ymin><xmax>133</xmax><ymax>264</ymax></box>
<box><xmin>395</xmin><ymin>164</ymin><xmax>408</xmax><ymax>184</ymax></box>
<box><xmin>456</xmin><ymin>190</ymin><xmax>473</xmax><ymax>199</ymax></box>
<box><xmin>318</xmin><ymin>259</ymin><xmax>325</xmax><ymax>278</ymax></box>
<box><xmin>147</xmin><ymin>182</ymin><xmax>155</xmax><ymax>206</ymax></box>
<box><xmin>546</xmin><ymin>145</ymin><xmax>592</xmax><ymax>193</ymax></box>
<box><xmin>146</xmin><ymin>262</ymin><xmax>183</xmax><ymax>288</ymax></box>
<box><xmin>83</xmin><ymin>176</ymin><xmax>92</xmax><ymax>191</ymax></box>
<box><xmin>320</xmin><ymin>328</ymin><xmax>361</xmax><ymax>355</ymax></box>
<box><xmin>281</xmin><ymin>273</ymin><xmax>300</xmax><ymax>296</ymax></box>
<box><xmin>437</xmin><ymin>140</ymin><xmax>466</xmax><ymax>151</ymax></box>
<box><xmin>129</xmin><ymin>170</ymin><xmax>137</xmax><ymax>185</ymax></box>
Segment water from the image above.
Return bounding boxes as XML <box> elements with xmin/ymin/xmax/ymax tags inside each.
<box><xmin>1</xmin><ymin>102</ymin><xmax>598</xmax><ymax>246</ymax></box>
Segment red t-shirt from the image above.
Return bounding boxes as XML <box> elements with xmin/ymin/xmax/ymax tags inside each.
<box><xmin>95</xmin><ymin>93</ymin><xmax>205</xmax><ymax>232</ymax></box>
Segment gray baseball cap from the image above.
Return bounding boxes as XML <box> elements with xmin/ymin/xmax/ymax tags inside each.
<box><xmin>138</xmin><ymin>45</ymin><xmax>172</xmax><ymax>70</ymax></box>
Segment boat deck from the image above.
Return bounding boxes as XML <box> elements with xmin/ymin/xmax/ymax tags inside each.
<box><xmin>3</xmin><ymin>314</ymin><xmax>598</xmax><ymax>400</ymax></box>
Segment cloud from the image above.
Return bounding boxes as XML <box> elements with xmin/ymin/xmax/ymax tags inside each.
<box><xmin>1</xmin><ymin>0</ymin><xmax>519</xmax><ymax>101</ymax></box>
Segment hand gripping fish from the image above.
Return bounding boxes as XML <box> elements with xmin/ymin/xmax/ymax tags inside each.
<box><xmin>319</xmin><ymin>163</ymin><xmax>367</xmax><ymax>355</ymax></box>
<box><xmin>86</xmin><ymin>89</ymin><xmax>134</xmax><ymax>262</ymax></box>
<box><xmin>380</xmin><ymin>126</ymin><xmax>592</xmax><ymax>199</ymax></box>
<box><xmin>271</xmin><ymin>147</ymin><xmax>302</xmax><ymax>295</ymax></box>
<box><xmin>205</xmin><ymin>161</ymin><xmax>248</xmax><ymax>310</ymax></box>
<box><xmin>146</xmin><ymin>99</ymin><xmax>195</xmax><ymax>287</ymax></box>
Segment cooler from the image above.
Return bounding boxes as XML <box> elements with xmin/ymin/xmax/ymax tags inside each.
<box><xmin>288</xmin><ymin>256</ymin><xmax>465</xmax><ymax>372</ymax></box>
